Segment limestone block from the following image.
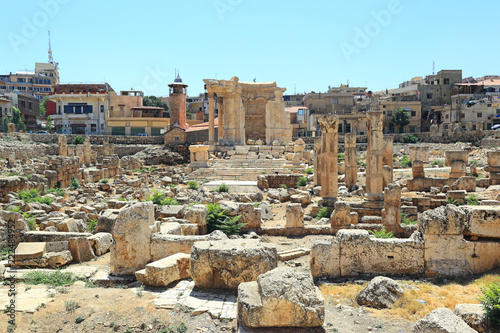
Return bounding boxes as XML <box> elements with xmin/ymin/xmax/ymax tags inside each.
<box><xmin>160</xmin><ymin>222</ymin><xmax>183</xmax><ymax>235</ymax></box>
<box><xmin>57</xmin><ymin>218</ymin><xmax>79</xmax><ymax>233</ymax></box>
<box><xmin>412</xmin><ymin>308</ymin><xmax>476</xmax><ymax>333</ymax></box>
<box><xmin>418</xmin><ymin>204</ymin><xmax>466</xmax><ymax>235</ymax></box>
<box><xmin>45</xmin><ymin>250</ymin><xmax>72</xmax><ymax>267</ymax></box>
<box><xmin>445</xmin><ymin>151</ymin><xmax>469</xmax><ymax>166</ymax></box>
<box><xmin>310</xmin><ymin>238</ymin><xmax>340</xmax><ymax>278</ymax></box>
<box><xmin>135</xmin><ymin>253</ymin><xmax>190</xmax><ymax>287</ymax></box>
<box><xmin>190</xmin><ymin>239</ymin><xmax>277</xmax><ymax>289</ymax></box>
<box><xmin>285</xmin><ymin>203</ymin><xmax>304</xmax><ymax>228</ymax></box>
<box><xmin>331</xmin><ymin>201</ymin><xmax>350</xmax><ymax>226</ymax></box>
<box><xmin>14</xmin><ymin>242</ymin><xmax>46</xmax><ymax>260</ymax></box>
<box><xmin>159</xmin><ymin>205</ymin><xmax>185</xmax><ymax>219</ymax></box>
<box><xmin>454</xmin><ymin>304</ymin><xmax>490</xmax><ymax>333</ymax></box>
<box><xmin>95</xmin><ymin>209</ymin><xmax>121</xmax><ymax>235</ymax></box>
<box><xmin>461</xmin><ymin>205</ymin><xmax>500</xmax><ymax>238</ymax></box>
<box><xmin>110</xmin><ymin>202</ymin><xmax>155</xmax><ymax>275</ymax></box>
<box><xmin>68</xmin><ymin>237</ymin><xmax>95</xmax><ymax>262</ymax></box>
<box><xmin>237</xmin><ymin>267</ymin><xmax>325</xmax><ymax>328</ymax></box>
<box><xmin>88</xmin><ymin>232</ymin><xmax>113</xmax><ymax>256</ymax></box>
<box><xmin>184</xmin><ymin>205</ymin><xmax>208</xmax><ymax>233</ymax></box>
<box><xmin>239</xmin><ymin>203</ymin><xmax>262</xmax><ymax>229</ymax></box>
<box><xmin>355</xmin><ymin>276</ymin><xmax>404</xmax><ymax>309</ymax></box>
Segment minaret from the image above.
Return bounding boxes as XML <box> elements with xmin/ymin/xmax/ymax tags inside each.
<box><xmin>168</xmin><ymin>73</ymin><xmax>188</xmax><ymax>129</ymax></box>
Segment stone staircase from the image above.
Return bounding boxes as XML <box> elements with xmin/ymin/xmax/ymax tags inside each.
<box><xmin>186</xmin><ymin>158</ymin><xmax>293</xmax><ymax>181</ymax></box>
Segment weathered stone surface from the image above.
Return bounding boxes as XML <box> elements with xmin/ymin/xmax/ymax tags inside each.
<box><xmin>45</xmin><ymin>250</ymin><xmax>72</xmax><ymax>267</ymax></box>
<box><xmin>95</xmin><ymin>209</ymin><xmax>121</xmax><ymax>235</ymax></box>
<box><xmin>68</xmin><ymin>237</ymin><xmax>95</xmax><ymax>262</ymax></box>
<box><xmin>14</xmin><ymin>242</ymin><xmax>46</xmax><ymax>260</ymax></box>
<box><xmin>412</xmin><ymin>308</ymin><xmax>476</xmax><ymax>333</ymax></box>
<box><xmin>135</xmin><ymin>253</ymin><xmax>190</xmax><ymax>287</ymax></box>
<box><xmin>285</xmin><ymin>203</ymin><xmax>303</xmax><ymax>228</ymax></box>
<box><xmin>191</xmin><ymin>239</ymin><xmax>277</xmax><ymax>289</ymax></box>
<box><xmin>184</xmin><ymin>205</ymin><xmax>208</xmax><ymax>233</ymax></box>
<box><xmin>23</xmin><ymin>231</ymin><xmax>92</xmax><ymax>242</ymax></box>
<box><xmin>238</xmin><ymin>267</ymin><xmax>324</xmax><ymax>328</ymax></box>
<box><xmin>418</xmin><ymin>204</ymin><xmax>466</xmax><ymax>235</ymax></box>
<box><xmin>355</xmin><ymin>276</ymin><xmax>404</xmax><ymax>309</ymax></box>
<box><xmin>159</xmin><ymin>205</ymin><xmax>185</xmax><ymax>219</ymax></box>
<box><xmin>454</xmin><ymin>303</ymin><xmax>490</xmax><ymax>332</ymax></box>
<box><xmin>110</xmin><ymin>202</ymin><xmax>155</xmax><ymax>275</ymax></box>
<box><xmin>88</xmin><ymin>232</ymin><xmax>113</xmax><ymax>256</ymax></box>
<box><xmin>461</xmin><ymin>205</ymin><xmax>500</xmax><ymax>238</ymax></box>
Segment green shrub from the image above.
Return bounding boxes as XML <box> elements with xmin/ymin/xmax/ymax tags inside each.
<box><xmin>297</xmin><ymin>176</ymin><xmax>308</xmax><ymax>187</ymax></box>
<box><xmin>6</xmin><ymin>171</ymin><xmax>20</xmax><ymax>177</ymax></box>
<box><xmin>280</xmin><ymin>184</ymin><xmax>287</xmax><ymax>189</ymax></box>
<box><xmin>357</xmin><ymin>156</ymin><xmax>365</xmax><ymax>167</ymax></box>
<box><xmin>337</xmin><ymin>153</ymin><xmax>345</xmax><ymax>159</ymax></box>
<box><xmin>431</xmin><ymin>159</ymin><xmax>445</xmax><ymax>167</ymax></box>
<box><xmin>17</xmin><ymin>189</ymin><xmax>53</xmax><ymax>205</ymax></box>
<box><xmin>75</xmin><ymin>316</ymin><xmax>85</xmax><ymax>324</ymax></box>
<box><xmin>24</xmin><ymin>270</ymin><xmax>75</xmax><ymax>287</ymax></box>
<box><xmin>148</xmin><ymin>190</ymin><xmax>179</xmax><ymax>206</ymax></box>
<box><xmin>87</xmin><ymin>218</ymin><xmax>98</xmax><ymax>232</ymax></box>
<box><xmin>369</xmin><ymin>227</ymin><xmax>394</xmax><ymax>239</ymax></box>
<box><xmin>188</xmin><ymin>181</ymin><xmax>199</xmax><ymax>190</ymax></box>
<box><xmin>466</xmin><ymin>194</ymin><xmax>478</xmax><ymax>206</ymax></box>
<box><xmin>470</xmin><ymin>159</ymin><xmax>479</xmax><ymax>166</ymax></box>
<box><xmin>400</xmin><ymin>155</ymin><xmax>412</xmax><ymax>168</ymax></box>
<box><xmin>99</xmin><ymin>178</ymin><xmax>109</xmax><ymax>184</ymax></box>
<box><xmin>480</xmin><ymin>281</ymin><xmax>500</xmax><ymax>327</ymax></box>
<box><xmin>401</xmin><ymin>212</ymin><xmax>416</xmax><ymax>225</ymax></box>
<box><xmin>316</xmin><ymin>207</ymin><xmax>333</xmax><ymax>219</ymax></box>
<box><xmin>215</xmin><ymin>183</ymin><xmax>229</xmax><ymax>193</ymax></box>
<box><xmin>403</xmin><ymin>134</ymin><xmax>418</xmax><ymax>144</ymax></box>
<box><xmin>69</xmin><ymin>178</ymin><xmax>80</xmax><ymax>190</ymax></box>
<box><xmin>447</xmin><ymin>198</ymin><xmax>458</xmax><ymax>206</ymax></box>
<box><xmin>206</xmin><ymin>204</ymin><xmax>246</xmax><ymax>236</ymax></box>
<box><xmin>305</xmin><ymin>168</ymin><xmax>314</xmax><ymax>175</ymax></box>
<box><xmin>150</xmin><ymin>166</ymin><xmax>157</xmax><ymax>173</ymax></box>
<box><xmin>73</xmin><ymin>136</ymin><xmax>84</xmax><ymax>145</ymax></box>
<box><xmin>65</xmin><ymin>300</ymin><xmax>80</xmax><ymax>313</ymax></box>
<box><xmin>46</xmin><ymin>188</ymin><xmax>66</xmax><ymax>196</ymax></box>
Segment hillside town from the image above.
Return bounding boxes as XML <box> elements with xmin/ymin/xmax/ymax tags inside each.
<box><xmin>0</xmin><ymin>25</ymin><xmax>500</xmax><ymax>333</ymax></box>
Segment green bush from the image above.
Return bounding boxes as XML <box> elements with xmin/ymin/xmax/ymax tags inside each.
<box><xmin>17</xmin><ymin>189</ymin><xmax>53</xmax><ymax>205</ymax></box>
<box><xmin>206</xmin><ymin>204</ymin><xmax>246</xmax><ymax>236</ymax></box>
<box><xmin>75</xmin><ymin>316</ymin><xmax>85</xmax><ymax>324</ymax></box>
<box><xmin>46</xmin><ymin>188</ymin><xmax>66</xmax><ymax>196</ymax></box>
<box><xmin>403</xmin><ymin>134</ymin><xmax>418</xmax><ymax>144</ymax></box>
<box><xmin>69</xmin><ymin>178</ymin><xmax>80</xmax><ymax>190</ymax></box>
<box><xmin>150</xmin><ymin>166</ymin><xmax>157</xmax><ymax>173</ymax></box>
<box><xmin>431</xmin><ymin>159</ymin><xmax>445</xmax><ymax>167</ymax></box>
<box><xmin>305</xmin><ymin>168</ymin><xmax>314</xmax><ymax>175</ymax></box>
<box><xmin>401</xmin><ymin>212</ymin><xmax>416</xmax><ymax>225</ymax></box>
<box><xmin>297</xmin><ymin>176</ymin><xmax>308</xmax><ymax>187</ymax></box>
<box><xmin>480</xmin><ymin>281</ymin><xmax>500</xmax><ymax>327</ymax></box>
<box><xmin>369</xmin><ymin>227</ymin><xmax>394</xmax><ymax>239</ymax></box>
<box><xmin>6</xmin><ymin>171</ymin><xmax>20</xmax><ymax>177</ymax></box>
<box><xmin>447</xmin><ymin>198</ymin><xmax>458</xmax><ymax>206</ymax></box>
<box><xmin>24</xmin><ymin>270</ymin><xmax>75</xmax><ymax>287</ymax></box>
<box><xmin>73</xmin><ymin>136</ymin><xmax>84</xmax><ymax>145</ymax></box>
<box><xmin>215</xmin><ymin>183</ymin><xmax>229</xmax><ymax>193</ymax></box>
<box><xmin>316</xmin><ymin>207</ymin><xmax>333</xmax><ymax>219</ymax></box>
<box><xmin>188</xmin><ymin>181</ymin><xmax>199</xmax><ymax>190</ymax></box>
<box><xmin>280</xmin><ymin>184</ymin><xmax>287</xmax><ymax>189</ymax></box>
<box><xmin>400</xmin><ymin>155</ymin><xmax>413</xmax><ymax>168</ymax></box>
<box><xmin>357</xmin><ymin>156</ymin><xmax>365</xmax><ymax>167</ymax></box>
<box><xmin>99</xmin><ymin>178</ymin><xmax>109</xmax><ymax>184</ymax></box>
<box><xmin>87</xmin><ymin>218</ymin><xmax>98</xmax><ymax>232</ymax></box>
<box><xmin>337</xmin><ymin>153</ymin><xmax>345</xmax><ymax>159</ymax></box>
<box><xmin>466</xmin><ymin>194</ymin><xmax>479</xmax><ymax>206</ymax></box>
<box><xmin>148</xmin><ymin>190</ymin><xmax>179</xmax><ymax>206</ymax></box>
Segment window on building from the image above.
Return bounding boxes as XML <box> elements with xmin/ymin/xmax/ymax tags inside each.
<box><xmin>346</xmin><ymin>123</ymin><xmax>351</xmax><ymax>133</ymax></box>
<box><xmin>298</xmin><ymin>109</ymin><xmax>303</xmax><ymax>115</ymax></box>
<box><xmin>411</xmin><ymin>111</ymin><xmax>416</xmax><ymax>117</ymax></box>
<box><xmin>91</xmin><ymin>124</ymin><xmax>97</xmax><ymax>132</ymax></box>
<box><xmin>410</xmin><ymin>126</ymin><xmax>416</xmax><ymax>133</ymax></box>
<box><xmin>174</xmin><ymin>136</ymin><xmax>179</xmax><ymax>141</ymax></box>
<box><xmin>20</xmin><ymin>101</ymin><xmax>25</xmax><ymax>108</ymax></box>
<box><xmin>445</xmin><ymin>114</ymin><xmax>449</xmax><ymax>119</ymax></box>
<box><xmin>444</xmin><ymin>78</ymin><xmax>450</xmax><ymax>85</ymax></box>
<box><xmin>74</xmin><ymin>106</ymin><xmax>82</xmax><ymax>114</ymax></box>
<box><xmin>332</xmin><ymin>98</ymin><xmax>338</xmax><ymax>104</ymax></box>
<box><xmin>17</xmin><ymin>78</ymin><xmax>25</xmax><ymax>83</ymax></box>
<box><xmin>100</xmin><ymin>105</ymin><xmax>104</xmax><ymax>113</ymax></box>
<box><xmin>28</xmin><ymin>102</ymin><xmax>32</xmax><ymax>110</ymax></box>
<box><xmin>0</xmin><ymin>86</ymin><xmax>6</xmax><ymax>90</ymax></box>
<box><xmin>472</xmin><ymin>125</ymin><xmax>477</xmax><ymax>131</ymax></box>
<box><xmin>389</xmin><ymin>126</ymin><xmax>395</xmax><ymax>133</ymax></box>
<box><xmin>444</xmin><ymin>125</ymin><xmax>448</xmax><ymax>131</ymax></box>
<box><xmin>477</xmin><ymin>113</ymin><xmax>482</xmax><ymax>118</ymax></box>
<box><xmin>496</xmin><ymin>109</ymin><xmax>500</xmax><ymax>115</ymax></box>
<box><xmin>461</xmin><ymin>113</ymin><xmax>465</xmax><ymax>118</ymax></box>
<box><xmin>382</xmin><ymin>105</ymin><xmax>386</xmax><ymax>108</ymax></box>
<box><xmin>427</xmin><ymin>93</ymin><xmax>433</xmax><ymax>99</ymax></box>
<box><xmin>462</xmin><ymin>126</ymin><xmax>466</xmax><ymax>132</ymax></box>
<box><xmin>338</xmin><ymin>123</ymin><xmax>343</xmax><ymax>132</ymax></box>
<box><xmin>119</xmin><ymin>105</ymin><xmax>124</xmax><ymax>111</ymax></box>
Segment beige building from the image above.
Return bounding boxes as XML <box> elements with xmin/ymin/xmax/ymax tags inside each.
<box><xmin>0</xmin><ymin>62</ymin><xmax>59</xmax><ymax>101</ymax></box>
<box><xmin>203</xmin><ymin>76</ymin><xmax>292</xmax><ymax>146</ymax></box>
<box><xmin>379</xmin><ymin>100</ymin><xmax>422</xmax><ymax>134</ymax></box>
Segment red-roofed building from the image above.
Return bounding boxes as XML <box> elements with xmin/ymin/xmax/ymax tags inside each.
<box><xmin>165</xmin><ymin>118</ymin><xmax>218</xmax><ymax>146</ymax></box>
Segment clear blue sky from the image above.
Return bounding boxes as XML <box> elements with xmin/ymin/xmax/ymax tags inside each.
<box><xmin>1</xmin><ymin>0</ymin><xmax>498</xmax><ymax>97</ymax></box>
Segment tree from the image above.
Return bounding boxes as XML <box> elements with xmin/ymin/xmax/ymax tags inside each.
<box><xmin>391</xmin><ymin>108</ymin><xmax>410</xmax><ymax>133</ymax></box>
<box><xmin>2</xmin><ymin>117</ymin><xmax>8</xmax><ymax>133</ymax></box>
<box><xmin>143</xmin><ymin>96</ymin><xmax>169</xmax><ymax>117</ymax></box>
<box><xmin>39</xmin><ymin>95</ymin><xmax>49</xmax><ymax>116</ymax></box>
<box><xmin>46</xmin><ymin>115</ymin><xmax>53</xmax><ymax>133</ymax></box>
<box><xmin>12</xmin><ymin>106</ymin><xmax>26</xmax><ymax>131</ymax></box>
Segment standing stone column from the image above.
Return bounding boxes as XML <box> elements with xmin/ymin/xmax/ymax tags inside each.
<box><xmin>345</xmin><ymin>133</ymin><xmax>357</xmax><ymax>190</ymax></box>
<box><xmin>488</xmin><ymin>151</ymin><xmax>500</xmax><ymax>185</ymax></box>
<box><xmin>58</xmin><ymin>135</ymin><xmax>67</xmax><ymax>157</ymax></box>
<box><xmin>382</xmin><ymin>136</ymin><xmax>393</xmax><ymax>188</ymax></box>
<box><xmin>365</xmin><ymin>111</ymin><xmax>384</xmax><ymax>201</ymax></box>
<box><xmin>317</xmin><ymin>115</ymin><xmax>339</xmax><ymax>204</ymax></box>
<box><xmin>382</xmin><ymin>183</ymin><xmax>401</xmax><ymax>227</ymax></box>
<box><xmin>208</xmin><ymin>93</ymin><xmax>215</xmax><ymax>145</ymax></box>
<box><xmin>83</xmin><ymin>137</ymin><xmax>91</xmax><ymax>165</ymax></box>
<box><xmin>445</xmin><ymin>151</ymin><xmax>468</xmax><ymax>179</ymax></box>
<box><xmin>8</xmin><ymin>152</ymin><xmax>15</xmax><ymax>166</ymax></box>
<box><xmin>314</xmin><ymin>140</ymin><xmax>321</xmax><ymax>186</ymax></box>
<box><xmin>217</xmin><ymin>97</ymin><xmax>224</xmax><ymax>143</ymax></box>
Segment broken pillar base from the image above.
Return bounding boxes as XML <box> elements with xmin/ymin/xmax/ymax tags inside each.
<box><xmin>319</xmin><ymin>197</ymin><xmax>337</xmax><ymax>207</ymax></box>
<box><xmin>364</xmin><ymin>193</ymin><xmax>384</xmax><ymax>202</ymax></box>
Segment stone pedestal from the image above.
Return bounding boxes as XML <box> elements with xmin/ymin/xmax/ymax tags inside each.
<box><xmin>58</xmin><ymin>135</ymin><xmax>67</xmax><ymax>157</ymax></box>
<box><xmin>488</xmin><ymin>151</ymin><xmax>500</xmax><ymax>185</ymax></box>
<box><xmin>345</xmin><ymin>133</ymin><xmax>357</xmax><ymax>190</ymax></box>
<box><xmin>412</xmin><ymin>160</ymin><xmax>425</xmax><ymax>178</ymax></box>
<box><xmin>7</xmin><ymin>123</ymin><xmax>15</xmax><ymax>133</ymax></box>
<box><xmin>83</xmin><ymin>137</ymin><xmax>91</xmax><ymax>165</ymax></box>
<box><xmin>445</xmin><ymin>151</ymin><xmax>468</xmax><ymax>179</ymax></box>
<box><xmin>317</xmin><ymin>115</ymin><xmax>339</xmax><ymax>200</ymax></box>
<box><xmin>8</xmin><ymin>152</ymin><xmax>15</xmax><ymax>166</ymax></box>
<box><xmin>285</xmin><ymin>203</ymin><xmax>304</xmax><ymax>228</ymax></box>
<box><xmin>103</xmin><ymin>138</ymin><xmax>114</xmax><ymax>156</ymax></box>
<box><xmin>365</xmin><ymin>111</ymin><xmax>384</xmax><ymax>201</ymax></box>
<box><xmin>189</xmin><ymin>145</ymin><xmax>209</xmax><ymax>170</ymax></box>
<box><xmin>382</xmin><ymin>183</ymin><xmax>401</xmax><ymax>227</ymax></box>
<box><xmin>331</xmin><ymin>201</ymin><xmax>351</xmax><ymax>227</ymax></box>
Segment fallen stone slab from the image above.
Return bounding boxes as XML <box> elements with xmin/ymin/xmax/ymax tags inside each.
<box><xmin>88</xmin><ymin>232</ymin><xmax>113</xmax><ymax>256</ymax></box>
<box><xmin>24</xmin><ymin>231</ymin><xmax>92</xmax><ymax>243</ymax></box>
<box><xmin>238</xmin><ymin>266</ymin><xmax>325</xmax><ymax>328</ymax></box>
<box><xmin>356</xmin><ymin>276</ymin><xmax>404</xmax><ymax>309</ymax></box>
<box><xmin>454</xmin><ymin>303</ymin><xmax>490</xmax><ymax>332</ymax></box>
<box><xmin>277</xmin><ymin>248</ymin><xmax>311</xmax><ymax>261</ymax></box>
<box><xmin>135</xmin><ymin>253</ymin><xmax>190</xmax><ymax>287</ymax></box>
<box><xmin>14</xmin><ymin>242</ymin><xmax>46</xmax><ymax>260</ymax></box>
<box><xmin>68</xmin><ymin>237</ymin><xmax>95</xmax><ymax>262</ymax></box>
<box><xmin>191</xmin><ymin>239</ymin><xmax>277</xmax><ymax>289</ymax></box>
<box><xmin>412</xmin><ymin>308</ymin><xmax>476</xmax><ymax>333</ymax></box>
